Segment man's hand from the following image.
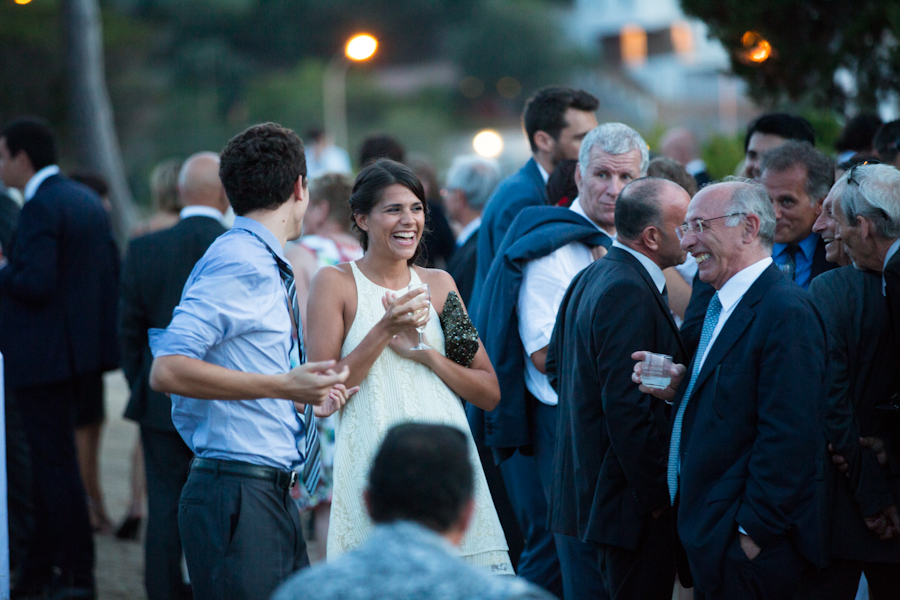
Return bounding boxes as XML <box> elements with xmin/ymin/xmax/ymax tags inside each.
<box><xmin>282</xmin><ymin>361</ymin><xmax>350</xmax><ymax>406</ymax></box>
<box><xmin>827</xmin><ymin>443</ymin><xmax>850</xmax><ymax>477</ymax></box>
<box><xmin>591</xmin><ymin>245</ymin><xmax>608</xmax><ymax>262</ymax></box>
<box><xmin>860</xmin><ymin>436</ymin><xmax>888</xmax><ymax>466</ymax></box>
<box><xmin>631</xmin><ymin>351</ymin><xmax>686</xmax><ymax>402</ymax></box>
<box><xmin>739</xmin><ymin>532</ymin><xmax>761</xmax><ymax>560</ymax></box>
<box><xmin>864</xmin><ymin>504</ymin><xmax>900</xmax><ymax>541</ymax></box>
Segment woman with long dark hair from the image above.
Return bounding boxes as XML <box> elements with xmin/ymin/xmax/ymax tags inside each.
<box><xmin>306</xmin><ymin>159</ymin><xmax>510</xmax><ymax>572</ymax></box>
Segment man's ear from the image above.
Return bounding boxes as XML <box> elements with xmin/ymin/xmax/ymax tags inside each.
<box><xmin>742</xmin><ymin>213</ymin><xmax>761</xmax><ymax>242</ymax></box>
<box><xmin>294</xmin><ymin>175</ymin><xmax>308</xmax><ymax>203</ymax></box>
<box><xmin>574</xmin><ymin>164</ymin><xmax>583</xmax><ymax>196</ymax></box>
<box><xmin>858</xmin><ymin>216</ymin><xmax>871</xmax><ymax>241</ymax></box>
<box><xmin>643</xmin><ymin>226</ymin><xmax>661</xmax><ymax>251</ymax></box>
<box><xmin>533</xmin><ymin>130</ymin><xmax>556</xmax><ymax>155</ymax></box>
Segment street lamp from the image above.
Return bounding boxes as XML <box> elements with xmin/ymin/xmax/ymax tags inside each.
<box><xmin>324</xmin><ymin>34</ymin><xmax>378</xmax><ymax>153</ymax></box>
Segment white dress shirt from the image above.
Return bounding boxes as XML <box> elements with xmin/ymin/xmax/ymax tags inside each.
<box><xmin>694</xmin><ymin>257</ymin><xmax>773</xmax><ymax>375</ymax></box>
<box><xmin>517</xmin><ymin>198</ymin><xmax>609</xmax><ymax>406</ymax></box>
<box><xmin>23</xmin><ymin>165</ymin><xmax>61</xmax><ymax>201</ymax></box>
<box><xmin>179</xmin><ymin>205</ymin><xmax>225</xmax><ymax>223</ymax></box>
<box><xmin>456</xmin><ymin>216</ymin><xmax>481</xmax><ymax>247</ymax></box>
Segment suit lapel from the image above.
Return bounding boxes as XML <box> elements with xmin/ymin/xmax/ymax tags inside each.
<box><xmin>608</xmin><ymin>248</ymin><xmax>686</xmax><ymax>357</ymax></box>
<box><xmin>688</xmin><ymin>264</ymin><xmax>780</xmax><ymax>394</ymax></box>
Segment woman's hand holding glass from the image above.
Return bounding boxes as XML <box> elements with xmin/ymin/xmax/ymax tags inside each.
<box><xmin>381</xmin><ymin>285</ymin><xmax>432</xmax><ymax>360</ymax></box>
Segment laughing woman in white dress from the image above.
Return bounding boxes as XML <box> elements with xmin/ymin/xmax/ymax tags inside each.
<box><xmin>305</xmin><ymin>159</ymin><xmax>511</xmax><ymax>573</ymax></box>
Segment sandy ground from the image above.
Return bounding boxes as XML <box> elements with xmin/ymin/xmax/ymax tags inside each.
<box><xmin>94</xmin><ymin>370</ymin><xmax>146</xmax><ymax>600</ymax></box>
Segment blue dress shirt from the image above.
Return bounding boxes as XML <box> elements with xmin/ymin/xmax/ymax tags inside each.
<box><xmin>149</xmin><ymin>216</ymin><xmax>305</xmax><ymax>470</ymax></box>
<box><xmin>773</xmin><ymin>231</ymin><xmax>819</xmax><ymax>290</ymax></box>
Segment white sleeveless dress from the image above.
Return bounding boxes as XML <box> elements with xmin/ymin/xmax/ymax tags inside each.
<box><xmin>326</xmin><ymin>261</ymin><xmax>513</xmax><ymax>573</ymax></box>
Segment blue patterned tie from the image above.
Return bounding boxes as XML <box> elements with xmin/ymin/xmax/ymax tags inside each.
<box><xmin>667</xmin><ymin>291</ymin><xmax>722</xmax><ymax>504</ymax></box>
<box><xmin>237</xmin><ymin>229</ymin><xmax>321</xmax><ymax>494</ymax></box>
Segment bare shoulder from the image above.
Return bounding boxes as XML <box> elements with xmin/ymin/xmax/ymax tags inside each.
<box><xmin>310</xmin><ymin>263</ymin><xmax>356</xmax><ymax>297</ymax></box>
<box><xmin>415</xmin><ymin>267</ymin><xmax>460</xmax><ymax>314</ymax></box>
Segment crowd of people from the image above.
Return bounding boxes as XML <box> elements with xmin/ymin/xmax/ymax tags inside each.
<box><xmin>1</xmin><ymin>83</ymin><xmax>899</xmax><ymax>600</ymax></box>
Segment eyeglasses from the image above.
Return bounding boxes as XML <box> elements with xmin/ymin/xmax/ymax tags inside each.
<box><xmin>846</xmin><ymin>159</ymin><xmax>882</xmax><ymax>187</ymax></box>
<box><xmin>675</xmin><ymin>213</ymin><xmax>746</xmax><ymax>241</ymax></box>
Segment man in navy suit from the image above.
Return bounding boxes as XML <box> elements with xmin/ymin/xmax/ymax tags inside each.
<box><xmin>645</xmin><ymin>179</ymin><xmax>827</xmax><ymax>599</ymax></box>
<box><xmin>120</xmin><ymin>151</ymin><xmax>229</xmax><ymax>600</ymax></box>
<box><xmin>467</xmin><ymin>86</ymin><xmax>598</xmax><ymax>595</ymax></box>
<box><xmin>547</xmin><ymin>177</ymin><xmax>690</xmax><ymax>600</ymax></box>
<box><xmin>0</xmin><ymin>117</ymin><xmax>120</xmax><ymax>599</ymax></box>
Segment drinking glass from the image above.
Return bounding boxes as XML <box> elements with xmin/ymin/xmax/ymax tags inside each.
<box><xmin>641</xmin><ymin>352</ymin><xmax>673</xmax><ymax>389</ymax></box>
<box><xmin>405</xmin><ymin>283</ymin><xmax>432</xmax><ymax>350</ymax></box>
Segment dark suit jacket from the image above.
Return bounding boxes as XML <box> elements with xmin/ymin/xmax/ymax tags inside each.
<box><xmin>810</xmin><ymin>267</ymin><xmax>900</xmax><ymax>563</ymax></box>
<box><xmin>0</xmin><ymin>191</ymin><xmax>20</xmax><ymax>254</ymax></box>
<box><xmin>0</xmin><ymin>174</ymin><xmax>120</xmax><ymax>389</ymax></box>
<box><xmin>468</xmin><ymin>206</ymin><xmax>612</xmax><ymax>456</ymax></box>
<box><xmin>883</xmin><ymin>249</ymin><xmax>900</xmax><ymax>354</ymax></box>
<box><xmin>673</xmin><ymin>264</ymin><xmax>827</xmax><ymax>593</ymax></box>
<box><xmin>446</xmin><ymin>229</ymin><xmax>478</xmax><ymax>307</ymax></box>
<box><xmin>545</xmin><ymin>247</ymin><xmax>685</xmax><ymax>548</ymax></box>
<box><xmin>681</xmin><ymin>237</ymin><xmax>835</xmax><ymax>357</ymax></box>
<box><xmin>119</xmin><ymin>215</ymin><xmax>225</xmax><ymax>432</ymax></box>
<box><xmin>470</xmin><ymin>158</ymin><xmax>546</xmax><ymax>320</ymax></box>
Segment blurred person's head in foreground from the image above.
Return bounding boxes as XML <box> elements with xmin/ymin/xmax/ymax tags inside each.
<box><xmin>365</xmin><ymin>423</ymin><xmax>474</xmax><ymax>544</ymax></box>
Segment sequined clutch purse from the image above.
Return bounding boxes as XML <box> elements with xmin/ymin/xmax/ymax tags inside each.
<box><xmin>439</xmin><ymin>291</ymin><xmax>480</xmax><ymax>367</ymax></box>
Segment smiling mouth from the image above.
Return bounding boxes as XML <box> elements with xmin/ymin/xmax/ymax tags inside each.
<box><xmin>694</xmin><ymin>252</ymin><xmax>711</xmax><ymax>264</ymax></box>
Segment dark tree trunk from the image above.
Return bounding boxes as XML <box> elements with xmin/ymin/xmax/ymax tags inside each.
<box><xmin>61</xmin><ymin>0</ymin><xmax>137</xmax><ymax>248</ymax></box>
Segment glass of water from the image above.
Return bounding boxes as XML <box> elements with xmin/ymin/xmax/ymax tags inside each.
<box><xmin>405</xmin><ymin>283</ymin><xmax>432</xmax><ymax>350</ymax></box>
<box><xmin>641</xmin><ymin>352</ymin><xmax>673</xmax><ymax>390</ymax></box>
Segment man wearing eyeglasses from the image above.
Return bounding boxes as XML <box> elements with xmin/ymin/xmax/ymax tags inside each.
<box><xmin>641</xmin><ymin>179</ymin><xmax>827</xmax><ymax>600</ymax></box>
<box><xmin>758</xmin><ymin>141</ymin><xmax>837</xmax><ymax>291</ymax></box>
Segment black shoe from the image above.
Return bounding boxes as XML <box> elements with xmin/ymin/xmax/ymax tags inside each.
<box><xmin>115</xmin><ymin>515</ymin><xmax>142</xmax><ymax>541</ymax></box>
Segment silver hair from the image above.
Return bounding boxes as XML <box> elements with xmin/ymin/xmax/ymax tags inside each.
<box><xmin>445</xmin><ymin>155</ymin><xmax>502</xmax><ymax>210</ymax></box>
<box><xmin>838</xmin><ymin>164</ymin><xmax>900</xmax><ymax>239</ymax></box>
<box><xmin>579</xmin><ymin>123</ymin><xmax>649</xmax><ymax>177</ymax></box>
<box><xmin>719</xmin><ymin>176</ymin><xmax>777</xmax><ymax>250</ymax></box>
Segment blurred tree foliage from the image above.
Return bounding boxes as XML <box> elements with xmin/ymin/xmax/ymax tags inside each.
<box><xmin>0</xmin><ymin>0</ymin><xmax>573</xmax><ymax>207</ymax></box>
<box><xmin>681</xmin><ymin>0</ymin><xmax>900</xmax><ymax>114</ymax></box>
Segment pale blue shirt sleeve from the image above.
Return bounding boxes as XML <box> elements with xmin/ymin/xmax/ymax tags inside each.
<box><xmin>150</xmin><ymin>250</ymin><xmax>269</xmax><ymax>360</ymax></box>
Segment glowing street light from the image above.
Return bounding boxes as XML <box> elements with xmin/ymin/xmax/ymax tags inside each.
<box><xmin>473</xmin><ymin>130</ymin><xmax>504</xmax><ymax>158</ymax></box>
<box><xmin>15</xmin><ymin>0</ymin><xmax>33</xmax><ymax>5</ymax></box>
<box><xmin>739</xmin><ymin>31</ymin><xmax>772</xmax><ymax>64</ymax></box>
<box><xmin>346</xmin><ymin>35</ymin><xmax>378</xmax><ymax>62</ymax></box>
<box><xmin>325</xmin><ymin>33</ymin><xmax>379</xmax><ymax>153</ymax></box>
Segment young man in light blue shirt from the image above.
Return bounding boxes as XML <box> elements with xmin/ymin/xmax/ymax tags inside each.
<box><xmin>149</xmin><ymin>122</ymin><xmax>356</xmax><ymax>600</ymax></box>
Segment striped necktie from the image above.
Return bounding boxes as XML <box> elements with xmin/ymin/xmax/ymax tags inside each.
<box><xmin>667</xmin><ymin>291</ymin><xmax>722</xmax><ymax>504</ymax></box>
<box><xmin>237</xmin><ymin>229</ymin><xmax>321</xmax><ymax>494</ymax></box>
